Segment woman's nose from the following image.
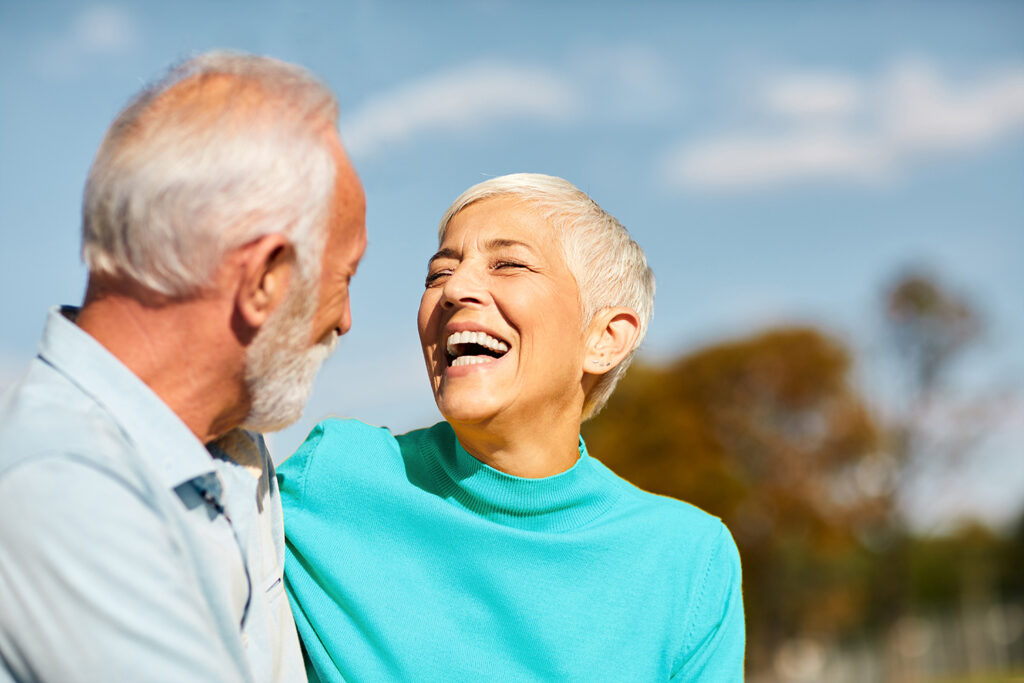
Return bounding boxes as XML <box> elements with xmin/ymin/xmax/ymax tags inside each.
<box><xmin>441</xmin><ymin>264</ymin><xmax>487</xmax><ymax>309</ymax></box>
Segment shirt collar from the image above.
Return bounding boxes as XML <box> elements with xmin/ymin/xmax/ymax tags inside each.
<box><xmin>38</xmin><ymin>305</ymin><xmax>218</xmax><ymax>489</ymax></box>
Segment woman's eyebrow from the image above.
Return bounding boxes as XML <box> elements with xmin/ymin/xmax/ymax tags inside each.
<box><xmin>429</xmin><ymin>239</ymin><xmax>535</xmax><ymax>263</ymax></box>
<box><xmin>428</xmin><ymin>247</ymin><xmax>459</xmax><ymax>263</ymax></box>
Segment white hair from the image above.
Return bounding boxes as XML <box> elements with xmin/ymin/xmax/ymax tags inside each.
<box><xmin>438</xmin><ymin>173</ymin><xmax>655</xmax><ymax>420</ymax></box>
<box><xmin>82</xmin><ymin>50</ymin><xmax>340</xmax><ymax>297</ymax></box>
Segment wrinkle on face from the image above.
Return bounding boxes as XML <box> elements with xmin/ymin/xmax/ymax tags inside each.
<box><xmin>417</xmin><ymin>196</ymin><xmax>587</xmax><ymax>430</ymax></box>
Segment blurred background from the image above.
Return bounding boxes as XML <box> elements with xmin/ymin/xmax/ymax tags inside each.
<box><xmin>1</xmin><ymin>1</ymin><xmax>1021</xmax><ymax>680</ymax></box>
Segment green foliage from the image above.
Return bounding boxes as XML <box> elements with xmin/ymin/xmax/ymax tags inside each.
<box><xmin>908</xmin><ymin>524</ymin><xmax>1001</xmax><ymax>608</ymax></box>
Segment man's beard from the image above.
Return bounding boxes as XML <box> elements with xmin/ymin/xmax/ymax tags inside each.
<box><xmin>241</xmin><ymin>276</ymin><xmax>338</xmax><ymax>433</ymax></box>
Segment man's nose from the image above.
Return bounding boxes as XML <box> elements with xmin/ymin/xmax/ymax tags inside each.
<box><xmin>336</xmin><ymin>300</ymin><xmax>352</xmax><ymax>336</ymax></box>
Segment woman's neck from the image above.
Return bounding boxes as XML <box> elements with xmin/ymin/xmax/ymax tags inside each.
<box><xmin>449</xmin><ymin>415</ymin><xmax>583</xmax><ymax>479</ymax></box>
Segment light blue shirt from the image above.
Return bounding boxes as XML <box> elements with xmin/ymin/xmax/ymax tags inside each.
<box><xmin>0</xmin><ymin>307</ymin><xmax>304</xmax><ymax>683</ymax></box>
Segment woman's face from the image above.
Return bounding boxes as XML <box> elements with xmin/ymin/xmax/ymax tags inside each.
<box><xmin>418</xmin><ymin>196</ymin><xmax>588</xmax><ymax>428</ymax></box>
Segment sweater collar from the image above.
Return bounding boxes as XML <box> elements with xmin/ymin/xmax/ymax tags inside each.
<box><xmin>423</xmin><ymin>425</ymin><xmax>621</xmax><ymax>533</ymax></box>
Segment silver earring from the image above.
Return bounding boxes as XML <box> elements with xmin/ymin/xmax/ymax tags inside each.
<box><xmin>593</xmin><ymin>360</ymin><xmax>611</xmax><ymax>367</ymax></box>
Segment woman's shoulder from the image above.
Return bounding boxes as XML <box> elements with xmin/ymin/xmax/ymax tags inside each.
<box><xmin>603</xmin><ymin>471</ymin><xmax>742</xmax><ymax>590</ymax></box>
<box><xmin>311</xmin><ymin>415</ymin><xmax>396</xmax><ymax>442</ymax></box>
<box><xmin>277</xmin><ymin>418</ymin><xmax>399</xmax><ymax>502</ymax></box>
<box><xmin>277</xmin><ymin>419</ymin><xmax>452</xmax><ymax>506</ymax></box>
<box><xmin>300</xmin><ymin>417</ymin><xmax>452</xmax><ymax>449</ymax></box>
<box><xmin>591</xmin><ymin>458</ymin><xmax>733</xmax><ymax>545</ymax></box>
<box><xmin>283</xmin><ymin>417</ymin><xmax>396</xmax><ymax>465</ymax></box>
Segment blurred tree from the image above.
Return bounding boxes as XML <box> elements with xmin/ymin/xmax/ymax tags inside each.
<box><xmin>874</xmin><ymin>271</ymin><xmax>999</xmax><ymax>636</ymax></box>
<box><xmin>583</xmin><ymin>327</ymin><xmax>884</xmax><ymax>671</ymax></box>
<box><xmin>908</xmin><ymin>523</ymin><xmax>1001</xmax><ymax>610</ymax></box>
<box><xmin>997</xmin><ymin>510</ymin><xmax>1024</xmax><ymax>600</ymax></box>
<box><xmin>882</xmin><ymin>270</ymin><xmax>989</xmax><ymax>516</ymax></box>
<box><xmin>886</xmin><ymin>271</ymin><xmax>981</xmax><ymax>401</ymax></box>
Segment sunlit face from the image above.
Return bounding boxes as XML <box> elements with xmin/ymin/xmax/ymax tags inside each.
<box><xmin>310</xmin><ymin>136</ymin><xmax>367</xmax><ymax>347</ymax></box>
<box><xmin>417</xmin><ymin>196</ymin><xmax>587</xmax><ymax>428</ymax></box>
<box><xmin>242</xmin><ymin>136</ymin><xmax>366</xmax><ymax>433</ymax></box>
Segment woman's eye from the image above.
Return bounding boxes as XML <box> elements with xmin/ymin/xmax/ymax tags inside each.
<box><xmin>424</xmin><ymin>270</ymin><xmax>451</xmax><ymax>286</ymax></box>
<box><xmin>494</xmin><ymin>260</ymin><xmax>526</xmax><ymax>270</ymax></box>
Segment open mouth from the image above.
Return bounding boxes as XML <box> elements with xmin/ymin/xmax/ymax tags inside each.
<box><xmin>445</xmin><ymin>330</ymin><xmax>510</xmax><ymax>368</ymax></box>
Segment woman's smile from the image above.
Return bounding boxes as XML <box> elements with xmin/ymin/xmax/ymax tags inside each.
<box><xmin>444</xmin><ymin>328</ymin><xmax>510</xmax><ymax>368</ymax></box>
<box><xmin>433</xmin><ymin>317</ymin><xmax>520</xmax><ymax>385</ymax></box>
<box><xmin>417</xmin><ymin>195</ymin><xmax>586</xmax><ymax>428</ymax></box>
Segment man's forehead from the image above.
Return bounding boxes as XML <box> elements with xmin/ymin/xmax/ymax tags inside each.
<box><xmin>329</xmin><ymin>129</ymin><xmax>362</xmax><ymax>191</ymax></box>
<box><xmin>327</xmin><ymin>147</ymin><xmax>367</xmax><ymax>264</ymax></box>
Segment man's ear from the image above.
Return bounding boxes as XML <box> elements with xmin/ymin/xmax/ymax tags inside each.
<box><xmin>583</xmin><ymin>307</ymin><xmax>641</xmax><ymax>376</ymax></box>
<box><xmin>233</xmin><ymin>233</ymin><xmax>295</xmax><ymax>330</ymax></box>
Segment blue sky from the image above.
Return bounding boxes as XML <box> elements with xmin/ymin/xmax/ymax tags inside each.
<box><xmin>1</xmin><ymin>0</ymin><xmax>1022</xmax><ymax>529</ymax></box>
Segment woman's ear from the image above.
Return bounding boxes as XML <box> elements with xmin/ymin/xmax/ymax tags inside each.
<box><xmin>583</xmin><ymin>307</ymin><xmax>641</xmax><ymax>376</ymax></box>
<box><xmin>232</xmin><ymin>233</ymin><xmax>295</xmax><ymax>330</ymax></box>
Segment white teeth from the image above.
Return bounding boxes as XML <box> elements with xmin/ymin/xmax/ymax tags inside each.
<box><xmin>445</xmin><ymin>330</ymin><xmax>510</xmax><ymax>356</ymax></box>
<box><xmin>451</xmin><ymin>355</ymin><xmax>495</xmax><ymax>367</ymax></box>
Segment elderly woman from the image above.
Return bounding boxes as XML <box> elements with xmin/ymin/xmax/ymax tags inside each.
<box><xmin>278</xmin><ymin>174</ymin><xmax>745</xmax><ymax>681</ymax></box>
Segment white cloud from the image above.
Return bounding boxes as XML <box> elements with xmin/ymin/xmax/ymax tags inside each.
<box><xmin>763</xmin><ymin>73</ymin><xmax>863</xmax><ymax>119</ymax></box>
<box><xmin>341</xmin><ymin>61</ymin><xmax>580</xmax><ymax>159</ymax></box>
<box><xmin>73</xmin><ymin>5</ymin><xmax>139</xmax><ymax>53</ymax></box>
<box><xmin>885</xmin><ymin>60</ymin><xmax>1024</xmax><ymax>152</ymax></box>
<box><xmin>671</xmin><ymin>129</ymin><xmax>887</xmax><ymax>190</ymax></box>
<box><xmin>664</xmin><ymin>58</ymin><xmax>1024</xmax><ymax>192</ymax></box>
<box><xmin>34</xmin><ymin>5</ymin><xmax>140</xmax><ymax>79</ymax></box>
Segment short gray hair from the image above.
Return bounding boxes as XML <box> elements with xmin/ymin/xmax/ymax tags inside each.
<box><xmin>82</xmin><ymin>51</ymin><xmax>340</xmax><ymax>297</ymax></box>
<box><xmin>439</xmin><ymin>173</ymin><xmax>655</xmax><ymax>420</ymax></box>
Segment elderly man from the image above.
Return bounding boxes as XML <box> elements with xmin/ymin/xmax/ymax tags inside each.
<box><xmin>0</xmin><ymin>52</ymin><xmax>365</xmax><ymax>682</ymax></box>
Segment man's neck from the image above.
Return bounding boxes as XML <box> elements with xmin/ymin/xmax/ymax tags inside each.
<box><xmin>76</xmin><ymin>286</ymin><xmax>248</xmax><ymax>444</ymax></box>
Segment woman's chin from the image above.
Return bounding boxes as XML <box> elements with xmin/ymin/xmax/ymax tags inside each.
<box><xmin>434</xmin><ymin>379</ymin><xmax>509</xmax><ymax>424</ymax></box>
<box><xmin>436</xmin><ymin>396</ymin><xmax>501</xmax><ymax>425</ymax></box>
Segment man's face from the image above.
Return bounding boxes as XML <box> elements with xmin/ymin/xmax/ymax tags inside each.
<box><xmin>242</xmin><ymin>134</ymin><xmax>366</xmax><ymax>432</ymax></box>
<box><xmin>310</xmin><ymin>137</ymin><xmax>367</xmax><ymax>347</ymax></box>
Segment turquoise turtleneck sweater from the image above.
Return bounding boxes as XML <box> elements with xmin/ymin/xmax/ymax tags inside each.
<box><xmin>279</xmin><ymin>419</ymin><xmax>744</xmax><ymax>682</ymax></box>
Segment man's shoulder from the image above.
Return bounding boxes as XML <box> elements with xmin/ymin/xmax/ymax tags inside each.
<box><xmin>0</xmin><ymin>357</ymin><xmax>135</xmax><ymax>479</ymax></box>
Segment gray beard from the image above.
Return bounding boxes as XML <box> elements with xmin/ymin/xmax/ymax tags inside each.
<box><xmin>241</xmin><ymin>278</ymin><xmax>337</xmax><ymax>433</ymax></box>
